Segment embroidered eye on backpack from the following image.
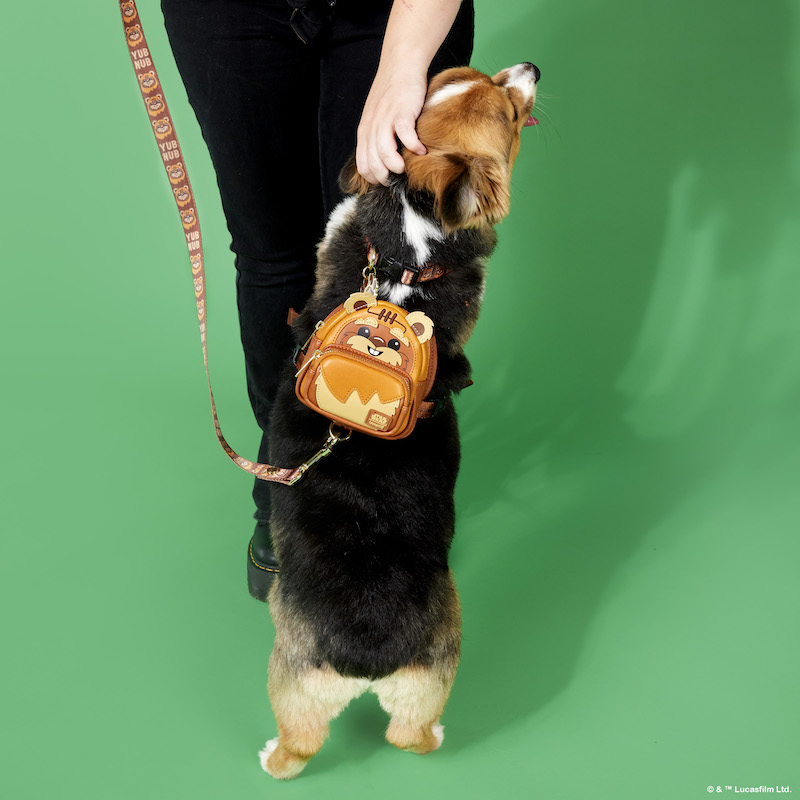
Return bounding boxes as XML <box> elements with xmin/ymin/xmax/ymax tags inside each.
<box><xmin>294</xmin><ymin>292</ymin><xmax>438</xmax><ymax>440</ymax></box>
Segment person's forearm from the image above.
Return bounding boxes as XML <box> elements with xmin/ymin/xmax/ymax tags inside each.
<box><xmin>376</xmin><ymin>0</ymin><xmax>464</xmax><ymax>79</ymax></box>
<box><xmin>356</xmin><ymin>0</ymin><xmax>464</xmax><ymax>185</ymax></box>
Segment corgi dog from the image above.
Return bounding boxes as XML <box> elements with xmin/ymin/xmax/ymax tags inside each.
<box><xmin>259</xmin><ymin>62</ymin><xmax>539</xmax><ymax>779</ymax></box>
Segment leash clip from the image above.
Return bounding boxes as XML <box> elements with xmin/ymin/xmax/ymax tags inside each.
<box><xmin>362</xmin><ymin>241</ymin><xmax>379</xmax><ymax>296</ymax></box>
<box><xmin>287</xmin><ymin>423</ymin><xmax>351</xmax><ymax>485</ymax></box>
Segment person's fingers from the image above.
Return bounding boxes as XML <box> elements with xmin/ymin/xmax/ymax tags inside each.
<box><xmin>355</xmin><ymin>140</ymin><xmax>375</xmax><ymax>185</ymax></box>
<box><xmin>395</xmin><ymin>117</ymin><xmax>426</xmax><ymax>156</ymax></box>
<box><xmin>357</xmin><ymin>120</ymin><xmax>405</xmax><ymax>185</ymax></box>
<box><xmin>365</xmin><ymin>133</ymin><xmax>390</xmax><ymax>185</ymax></box>
<box><xmin>355</xmin><ymin>75</ymin><xmax>428</xmax><ymax>185</ymax></box>
<box><xmin>368</xmin><ymin>156</ymin><xmax>390</xmax><ymax>186</ymax></box>
<box><xmin>377</xmin><ymin>127</ymin><xmax>406</xmax><ymax>175</ymax></box>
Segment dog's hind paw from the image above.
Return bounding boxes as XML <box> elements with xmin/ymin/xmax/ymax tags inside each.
<box><xmin>258</xmin><ymin>738</ymin><xmax>279</xmax><ymax>776</ymax></box>
<box><xmin>432</xmin><ymin>723</ymin><xmax>445</xmax><ymax>749</ymax></box>
<box><xmin>386</xmin><ymin>721</ymin><xmax>445</xmax><ymax>755</ymax></box>
<box><xmin>258</xmin><ymin>737</ymin><xmax>310</xmax><ymax>780</ymax></box>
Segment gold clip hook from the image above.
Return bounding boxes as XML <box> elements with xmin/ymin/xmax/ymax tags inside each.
<box><xmin>362</xmin><ymin>242</ymin><xmax>379</xmax><ymax>295</ymax></box>
<box><xmin>287</xmin><ymin>423</ymin><xmax>352</xmax><ymax>485</ymax></box>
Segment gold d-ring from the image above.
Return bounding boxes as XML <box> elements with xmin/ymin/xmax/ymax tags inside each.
<box><xmin>328</xmin><ymin>423</ymin><xmax>352</xmax><ymax>443</ymax></box>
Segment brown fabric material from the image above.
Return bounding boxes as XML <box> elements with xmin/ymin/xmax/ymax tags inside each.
<box><xmin>294</xmin><ymin>293</ymin><xmax>438</xmax><ymax>440</ymax></box>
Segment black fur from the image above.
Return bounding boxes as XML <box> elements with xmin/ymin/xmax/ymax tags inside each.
<box><xmin>268</xmin><ymin>175</ymin><xmax>496</xmax><ymax>680</ymax></box>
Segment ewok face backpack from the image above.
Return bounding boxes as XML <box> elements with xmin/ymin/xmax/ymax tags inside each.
<box><xmin>294</xmin><ymin>292</ymin><xmax>438</xmax><ymax>440</ymax></box>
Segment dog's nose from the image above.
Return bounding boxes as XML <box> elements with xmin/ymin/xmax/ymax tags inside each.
<box><xmin>524</xmin><ymin>63</ymin><xmax>541</xmax><ymax>83</ymax></box>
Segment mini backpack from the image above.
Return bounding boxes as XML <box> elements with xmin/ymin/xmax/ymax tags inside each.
<box><xmin>294</xmin><ymin>292</ymin><xmax>438</xmax><ymax>440</ymax></box>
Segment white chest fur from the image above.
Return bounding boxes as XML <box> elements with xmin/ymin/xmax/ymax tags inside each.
<box><xmin>379</xmin><ymin>280</ymin><xmax>421</xmax><ymax>306</ymax></box>
<box><xmin>401</xmin><ymin>193</ymin><xmax>443</xmax><ymax>264</ymax></box>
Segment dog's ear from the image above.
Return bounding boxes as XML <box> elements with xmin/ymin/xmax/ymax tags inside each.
<box><xmin>338</xmin><ymin>153</ymin><xmax>372</xmax><ymax>196</ymax></box>
<box><xmin>406</xmin><ymin>152</ymin><xmax>511</xmax><ymax>234</ymax></box>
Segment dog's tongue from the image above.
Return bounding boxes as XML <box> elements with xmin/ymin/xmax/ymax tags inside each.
<box><xmin>524</xmin><ymin>115</ymin><xmax>539</xmax><ymax>127</ymax></box>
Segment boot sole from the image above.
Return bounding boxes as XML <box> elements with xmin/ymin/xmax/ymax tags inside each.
<box><xmin>247</xmin><ymin>537</ymin><xmax>279</xmax><ymax>602</ymax></box>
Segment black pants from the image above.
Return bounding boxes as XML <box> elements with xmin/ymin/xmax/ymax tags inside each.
<box><xmin>162</xmin><ymin>0</ymin><xmax>474</xmax><ymax>523</ymax></box>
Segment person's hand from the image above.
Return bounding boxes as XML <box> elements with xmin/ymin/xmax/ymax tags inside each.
<box><xmin>355</xmin><ymin>68</ymin><xmax>428</xmax><ymax>186</ymax></box>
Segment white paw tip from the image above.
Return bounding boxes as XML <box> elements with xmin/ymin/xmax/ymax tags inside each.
<box><xmin>258</xmin><ymin>738</ymin><xmax>279</xmax><ymax>774</ymax></box>
<box><xmin>432</xmin><ymin>723</ymin><xmax>445</xmax><ymax>747</ymax></box>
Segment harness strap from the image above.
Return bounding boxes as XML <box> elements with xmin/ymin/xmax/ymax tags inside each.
<box><xmin>365</xmin><ymin>238</ymin><xmax>451</xmax><ymax>286</ymax></box>
<box><xmin>119</xmin><ymin>0</ymin><xmax>324</xmax><ymax>485</ymax></box>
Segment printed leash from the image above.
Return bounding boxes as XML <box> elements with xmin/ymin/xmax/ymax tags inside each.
<box><xmin>119</xmin><ymin>0</ymin><xmax>345</xmax><ymax>485</ymax></box>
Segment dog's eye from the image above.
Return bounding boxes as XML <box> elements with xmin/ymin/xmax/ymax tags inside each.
<box><xmin>387</xmin><ymin>339</ymin><xmax>402</xmax><ymax>351</ymax></box>
<box><xmin>357</xmin><ymin>327</ymin><xmax>372</xmax><ymax>338</ymax></box>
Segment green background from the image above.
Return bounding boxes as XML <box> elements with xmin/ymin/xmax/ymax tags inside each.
<box><xmin>2</xmin><ymin>0</ymin><xmax>798</xmax><ymax>797</ymax></box>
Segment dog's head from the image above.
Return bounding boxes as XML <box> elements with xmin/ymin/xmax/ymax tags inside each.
<box><xmin>341</xmin><ymin>62</ymin><xmax>539</xmax><ymax>233</ymax></box>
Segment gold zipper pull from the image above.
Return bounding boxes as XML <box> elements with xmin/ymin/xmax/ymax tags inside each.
<box><xmin>299</xmin><ymin>321</ymin><xmax>323</xmax><ymax>354</ymax></box>
<box><xmin>295</xmin><ymin>349</ymin><xmax>321</xmax><ymax>378</ymax></box>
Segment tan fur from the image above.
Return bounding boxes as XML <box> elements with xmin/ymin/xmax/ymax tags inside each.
<box><xmin>263</xmin><ymin>570</ymin><xmax>461</xmax><ymax>779</ymax></box>
<box><xmin>339</xmin><ymin>154</ymin><xmax>372</xmax><ymax>196</ymax></box>
<box><xmin>404</xmin><ymin>67</ymin><xmax>533</xmax><ymax>232</ymax></box>
<box><xmin>338</xmin><ymin>66</ymin><xmax>534</xmax><ymax>235</ymax></box>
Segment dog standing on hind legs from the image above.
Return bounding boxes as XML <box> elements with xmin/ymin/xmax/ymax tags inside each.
<box><xmin>257</xmin><ymin>62</ymin><xmax>540</xmax><ymax>779</ymax></box>
<box><xmin>262</xmin><ymin>576</ymin><xmax>460</xmax><ymax>779</ymax></box>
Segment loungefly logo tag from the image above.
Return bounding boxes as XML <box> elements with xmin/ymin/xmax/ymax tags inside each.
<box><xmin>366</xmin><ymin>411</ymin><xmax>390</xmax><ymax>431</ymax></box>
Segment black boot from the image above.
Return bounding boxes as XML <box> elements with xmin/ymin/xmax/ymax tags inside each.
<box><xmin>247</xmin><ymin>521</ymin><xmax>280</xmax><ymax>602</ymax></box>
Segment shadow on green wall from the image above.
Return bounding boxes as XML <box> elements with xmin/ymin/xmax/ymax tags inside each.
<box><xmin>447</xmin><ymin>0</ymin><xmax>800</xmax><ymax>743</ymax></box>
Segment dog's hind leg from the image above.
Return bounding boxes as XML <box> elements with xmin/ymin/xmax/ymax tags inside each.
<box><xmin>372</xmin><ymin>572</ymin><xmax>461</xmax><ymax>755</ymax></box>
<box><xmin>371</xmin><ymin>663</ymin><xmax>457</xmax><ymax>755</ymax></box>
<box><xmin>260</xmin><ymin>659</ymin><xmax>367</xmax><ymax>780</ymax></box>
